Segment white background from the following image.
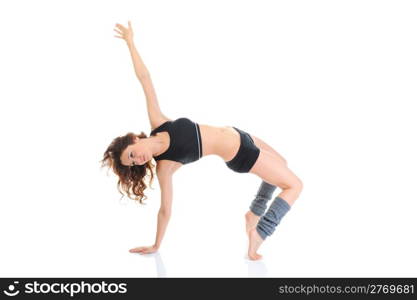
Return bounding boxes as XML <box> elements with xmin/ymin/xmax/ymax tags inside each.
<box><xmin>0</xmin><ymin>0</ymin><xmax>416</xmax><ymax>277</ymax></box>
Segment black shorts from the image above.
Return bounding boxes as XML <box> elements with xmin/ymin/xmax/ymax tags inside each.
<box><xmin>225</xmin><ymin>127</ymin><xmax>261</xmax><ymax>173</ymax></box>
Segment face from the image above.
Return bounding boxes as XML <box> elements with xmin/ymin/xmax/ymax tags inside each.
<box><xmin>121</xmin><ymin>137</ymin><xmax>152</xmax><ymax>167</ymax></box>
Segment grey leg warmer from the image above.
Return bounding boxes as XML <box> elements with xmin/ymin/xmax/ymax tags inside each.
<box><xmin>249</xmin><ymin>181</ymin><xmax>277</xmax><ymax>216</ymax></box>
<box><xmin>256</xmin><ymin>196</ymin><xmax>291</xmax><ymax>240</ymax></box>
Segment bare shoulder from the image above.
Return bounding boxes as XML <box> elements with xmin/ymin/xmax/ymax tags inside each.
<box><xmin>156</xmin><ymin>160</ymin><xmax>183</xmax><ymax>177</ymax></box>
<box><xmin>150</xmin><ymin>116</ymin><xmax>173</xmax><ymax>132</ymax></box>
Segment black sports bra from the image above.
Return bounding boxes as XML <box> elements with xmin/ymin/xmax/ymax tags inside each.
<box><xmin>149</xmin><ymin>117</ymin><xmax>203</xmax><ymax>164</ymax></box>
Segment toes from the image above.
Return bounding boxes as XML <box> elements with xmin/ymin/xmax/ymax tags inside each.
<box><xmin>253</xmin><ymin>253</ymin><xmax>263</xmax><ymax>260</ymax></box>
<box><xmin>248</xmin><ymin>253</ymin><xmax>263</xmax><ymax>260</ymax></box>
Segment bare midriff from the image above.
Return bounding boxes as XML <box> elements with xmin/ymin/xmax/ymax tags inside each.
<box><xmin>197</xmin><ymin>123</ymin><xmax>240</xmax><ymax>162</ymax></box>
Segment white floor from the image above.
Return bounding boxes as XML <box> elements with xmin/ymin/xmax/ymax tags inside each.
<box><xmin>1</xmin><ymin>156</ymin><xmax>416</xmax><ymax>277</ymax></box>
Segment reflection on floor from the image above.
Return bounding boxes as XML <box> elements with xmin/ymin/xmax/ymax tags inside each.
<box><xmin>133</xmin><ymin>252</ymin><xmax>268</xmax><ymax>277</ymax></box>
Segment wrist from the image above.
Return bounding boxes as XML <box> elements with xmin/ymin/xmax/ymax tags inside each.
<box><xmin>126</xmin><ymin>39</ymin><xmax>134</xmax><ymax>48</ymax></box>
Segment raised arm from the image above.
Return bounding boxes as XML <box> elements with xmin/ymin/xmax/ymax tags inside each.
<box><xmin>114</xmin><ymin>21</ymin><xmax>171</xmax><ymax>130</ymax></box>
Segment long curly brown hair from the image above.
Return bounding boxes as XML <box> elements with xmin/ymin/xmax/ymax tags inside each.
<box><xmin>100</xmin><ymin>131</ymin><xmax>156</xmax><ymax>204</ymax></box>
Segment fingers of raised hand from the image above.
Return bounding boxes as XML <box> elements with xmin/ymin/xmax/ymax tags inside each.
<box><xmin>115</xmin><ymin>23</ymin><xmax>125</xmax><ymax>30</ymax></box>
<box><xmin>115</xmin><ymin>24</ymin><xmax>126</xmax><ymax>35</ymax></box>
<box><xmin>113</xmin><ymin>29</ymin><xmax>123</xmax><ymax>39</ymax></box>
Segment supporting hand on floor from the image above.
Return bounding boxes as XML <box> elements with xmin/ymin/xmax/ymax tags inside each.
<box><xmin>129</xmin><ymin>244</ymin><xmax>159</xmax><ymax>254</ymax></box>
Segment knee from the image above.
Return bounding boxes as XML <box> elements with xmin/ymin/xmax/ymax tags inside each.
<box><xmin>279</xmin><ymin>178</ymin><xmax>303</xmax><ymax>193</ymax></box>
<box><xmin>290</xmin><ymin>178</ymin><xmax>303</xmax><ymax>194</ymax></box>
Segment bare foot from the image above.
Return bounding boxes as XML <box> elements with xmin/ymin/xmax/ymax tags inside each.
<box><xmin>248</xmin><ymin>227</ymin><xmax>264</xmax><ymax>260</ymax></box>
<box><xmin>245</xmin><ymin>211</ymin><xmax>260</xmax><ymax>236</ymax></box>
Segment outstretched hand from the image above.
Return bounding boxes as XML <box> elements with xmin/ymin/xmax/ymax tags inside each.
<box><xmin>114</xmin><ymin>21</ymin><xmax>134</xmax><ymax>44</ymax></box>
<box><xmin>129</xmin><ymin>245</ymin><xmax>159</xmax><ymax>254</ymax></box>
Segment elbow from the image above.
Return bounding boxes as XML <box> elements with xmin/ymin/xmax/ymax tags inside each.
<box><xmin>137</xmin><ymin>72</ymin><xmax>151</xmax><ymax>81</ymax></box>
<box><xmin>158</xmin><ymin>208</ymin><xmax>171</xmax><ymax>217</ymax></box>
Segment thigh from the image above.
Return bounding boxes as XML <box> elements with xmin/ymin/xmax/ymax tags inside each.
<box><xmin>249</xmin><ymin>149</ymin><xmax>300</xmax><ymax>190</ymax></box>
<box><xmin>249</xmin><ymin>134</ymin><xmax>288</xmax><ymax>165</ymax></box>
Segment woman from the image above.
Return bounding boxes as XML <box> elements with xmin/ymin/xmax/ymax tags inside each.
<box><xmin>101</xmin><ymin>21</ymin><xmax>303</xmax><ymax>261</ymax></box>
